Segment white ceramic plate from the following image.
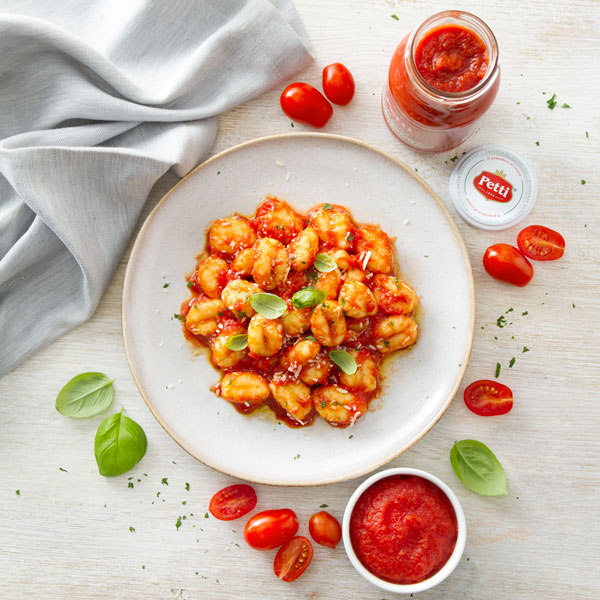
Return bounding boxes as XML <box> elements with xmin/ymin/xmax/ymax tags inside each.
<box><xmin>122</xmin><ymin>133</ymin><xmax>474</xmax><ymax>486</ymax></box>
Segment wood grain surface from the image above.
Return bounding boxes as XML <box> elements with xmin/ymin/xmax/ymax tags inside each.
<box><xmin>1</xmin><ymin>1</ymin><xmax>599</xmax><ymax>599</ymax></box>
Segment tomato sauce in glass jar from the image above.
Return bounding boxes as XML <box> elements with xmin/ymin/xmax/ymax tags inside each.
<box><xmin>382</xmin><ymin>11</ymin><xmax>500</xmax><ymax>152</ymax></box>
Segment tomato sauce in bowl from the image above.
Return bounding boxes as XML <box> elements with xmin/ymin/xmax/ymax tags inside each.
<box><xmin>343</xmin><ymin>468</ymin><xmax>466</xmax><ymax>593</ymax></box>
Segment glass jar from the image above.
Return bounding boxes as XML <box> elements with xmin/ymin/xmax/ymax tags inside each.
<box><xmin>382</xmin><ymin>11</ymin><xmax>500</xmax><ymax>152</ymax></box>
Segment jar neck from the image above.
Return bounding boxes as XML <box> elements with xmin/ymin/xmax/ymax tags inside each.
<box><xmin>404</xmin><ymin>10</ymin><xmax>499</xmax><ymax>104</ymax></box>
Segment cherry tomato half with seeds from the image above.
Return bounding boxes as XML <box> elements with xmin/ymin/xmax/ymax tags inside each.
<box><xmin>274</xmin><ymin>536</ymin><xmax>314</xmax><ymax>582</ymax></box>
<box><xmin>208</xmin><ymin>484</ymin><xmax>257</xmax><ymax>521</ymax></box>
<box><xmin>322</xmin><ymin>63</ymin><xmax>355</xmax><ymax>106</ymax></box>
<box><xmin>483</xmin><ymin>244</ymin><xmax>533</xmax><ymax>287</ymax></box>
<box><xmin>308</xmin><ymin>510</ymin><xmax>342</xmax><ymax>548</ymax></box>
<box><xmin>280</xmin><ymin>83</ymin><xmax>333</xmax><ymax>128</ymax></box>
<box><xmin>517</xmin><ymin>225</ymin><xmax>565</xmax><ymax>261</ymax></box>
<box><xmin>244</xmin><ymin>508</ymin><xmax>299</xmax><ymax>550</ymax></box>
<box><xmin>464</xmin><ymin>380</ymin><xmax>513</xmax><ymax>416</ymax></box>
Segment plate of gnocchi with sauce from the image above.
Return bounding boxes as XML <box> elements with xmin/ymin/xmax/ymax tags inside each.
<box><xmin>123</xmin><ymin>133</ymin><xmax>474</xmax><ymax>485</ymax></box>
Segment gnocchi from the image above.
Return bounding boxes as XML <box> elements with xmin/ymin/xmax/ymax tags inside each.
<box><xmin>180</xmin><ymin>196</ymin><xmax>419</xmax><ymax>429</ymax></box>
<box><xmin>209</xmin><ymin>216</ymin><xmax>256</xmax><ymax>255</ymax></box>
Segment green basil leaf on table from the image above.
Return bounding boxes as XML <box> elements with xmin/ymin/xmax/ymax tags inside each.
<box><xmin>55</xmin><ymin>372</ymin><xmax>114</xmax><ymax>418</ymax></box>
<box><xmin>329</xmin><ymin>350</ymin><xmax>357</xmax><ymax>375</ymax></box>
<box><xmin>226</xmin><ymin>333</ymin><xmax>248</xmax><ymax>351</ymax></box>
<box><xmin>314</xmin><ymin>253</ymin><xmax>337</xmax><ymax>273</ymax></box>
<box><xmin>250</xmin><ymin>293</ymin><xmax>287</xmax><ymax>319</ymax></box>
<box><xmin>291</xmin><ymin>287</ymin><xmax>327</xmax><ymax>309</ymax></box>
<box><xmin>95</xmin><ymin>409</ymin><xmax>147</xmax><ymax>477</ymax></box>
<box><xmin>450</xmin><ymin>439</ymin><xmax>508</xmax><ymax>496</ymax></box>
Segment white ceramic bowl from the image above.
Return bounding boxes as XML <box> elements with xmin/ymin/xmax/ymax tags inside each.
<box><xmin>342</xmin><ymin>467</ymin><xmax>467</xmax><ymax>594</ymax></box>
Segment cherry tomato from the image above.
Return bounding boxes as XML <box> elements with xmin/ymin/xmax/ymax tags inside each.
<box><xmin>280</xmin><ymin>83</ymin><xmax>333</xmax><ymax>128</ymax></box>
<box><xmin>517</xmin><ymin>225</ymin><xmax>565</xmax><ymax>261</ymax></box>
<box><xmin>308</xmin><ymin>511</ymin><xmax>342</xmax><ymax>548</ymax></box>
<box><xmin>208</xmin><ymin>484</ymin><xmax>257</xmax><ymax>521</ymax></box>
<box><xmin>244</xmin><ymin>509</ymin><xmax>298</xmax><ymax>550</ymax></box>
<box><xmin>322</xmin><ymin>63</ymin><xmax>355</xmax><ymax>106</ymax></box>
<box><xmin>483</xmin><ymin>243</ymin><xmax>533</xmax><ymax>287</ymax></box>
<box><xmin>464</xmin><ymin>380</ymin><xmax>513</xmax><ymax>416</ymax></box>
<box><xmin>274</xmin><ymin>536</ymin><xmax>313</xmax><ymax>582</ymax></box>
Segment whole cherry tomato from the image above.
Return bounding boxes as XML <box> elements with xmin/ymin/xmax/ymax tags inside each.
<box><xmin>244</xmin><ymin>509</ymin><xmax>298</xmax><ymax>550</ymax></box>
<box><xmin>322</xmin><ymin>63</ymin><xmax>355</xmax><ymax>106</ymax></box>
<box><xmin>280</xmin><ymin>83</ymin><xmax>333</xmax><ymax>128</ymax></box>
<box><xmin>464</xmin><ymin>380</ymin><xmax>513</xmax><ymax>416</ymax></box>
<box><xmin>308</xmin><ymin>511</ymin><xmax>342</xmax><ymax>548</ymax></box>
<box><xmin>517</xmin><ymin>225</ymin><xmax>565</xmax><ymax>261</ymax></box>
<box><xmin>483</xmin><ymin>243</ymin><xmax>533</xmax><ymax>286</ymax></box>
<box><xmin>273</xmin><ymin>536</ymin><xmax>313</xmax><ymax>582</ymax></box>
<box><xmin>208</xmin><ymin>484</ymin><xmax>257</xmax><ymax>521</ymax></box>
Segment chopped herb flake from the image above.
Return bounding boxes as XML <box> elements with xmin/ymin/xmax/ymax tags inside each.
<box><xmin>391</xmin><ymin>13</ymin><xmax>399</xmax><ymax>20</ymax></box>
<box><xmin>293</xmin><ymin>454</ymin><xmax>301</xmax><ymax>460</ymax></box>
<box><xmin>204</xmin><ymin>512</ymin><xmax>209</xmax><ymax>518</ymax></box>
<box><xmin>59</xmin><ymin>467</ymin><xmax>68</xmax><ymax>472</ymax></box>
<box><xmin>129</xmin><ymin>526</ymin><xmax>135</xmax><ymax>533</ymax></box>
<box><xmin>384</xmin><ymin>340</ymin><xmax>390</xmax><ymax>348</ymax></box>
<box><xmin>523</xmin><ymin>346</ymin><xmax>530</xmax><ymax>353</ymax></box>
<box><xmin>495</xmin><ymin>362</ymin><xmax>501</xmax><ymax>378</ymax></box>
<box><xmin>128</xmin><ymin>482</ymin><xmax>134</xmax><ymax>488</ymax></box>
<box><xmin>450</xmin><ymin>155</ymin><xmax>459</xmax><ymax>162</ymax></box>
<box><xmin>163</xmin><ymin>283</ymin><xmax>169</xmax><ymax>288</ymax></box>
<box><xmin>496</xmin><ymin>315</ymin><xmax>507</xmax><ymax>328</ymax></box>
<box><xmin>547</xmin><ymin>93</ymin><xmax>557</xmax><ymax>110</ymax></box>
<box><xmin>185</xmin><ymin>482</ymin><xmax>190</xmax><ymax>491</ymax></box>
<box><xmin>15</xmin><ymin>490</ymin><xmax>20</xmax><ymax>495</ymax></box>
<box><xmin>320</xmin><ymin>504</ymin><xmax>329</xmax><ymax>508</ymax></box>
<box><xmin>161</xmin><ymin>478</ymin><xmax>168</xmax><ymax>485</ymax></box>
<box><xmin>174</xmin><ymin>313</ymin><xmax>183</xmax><ymax>320</ymax></box>
<box><xmin>586</xmin><ymin>131</ymin><xmax>589</xmax><ymax>138</ymax></box>
<box><xmin>506</xmin><ymin>308</ymin><xmax>514</xmax><ymax>313</ymax></box>
<box><xmin>323</xmin><ymin>203</ymin><xmax>333</xmax><ymax>210</ymax></box>
<box><xmin>535</xmin><ymin>141</ymin><xmax>540</xmax><ymax>146</ymax></box>
<box><xmin>561</xmin><ymin>103</ymin><xmax>571</xmax><ymax>108</ymax></box>
<box><xmin>581</xmin><ymin>180</ymin><xmax>586</xmax><ymax>185</ymax></box>
<box><xmin>187</xmin><ymin>281</ymin><xmax>194</xmax><ymax>288</ymax></box>
<box><xmin>509</xmin><ymin>357</ymin><xmax>516</xmax><ymax>368</ymax></box>
<box><xmin>176</xmin><ymin>517</ymin><xmax>182</xmax><ymax>530</ymax></box>
<box><xmin>522</xmin><ymin>311</ymin><xmax>528</xmax><ymax>315</ymax></box>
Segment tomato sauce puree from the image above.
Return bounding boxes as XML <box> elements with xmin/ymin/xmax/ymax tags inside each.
<box><xmin>349</xmin><ymin>475</ymin><xmax>457</xmax><ymax>584</ymax></box>
<box><xmin>415</xmin><ymin>25</ymin><xmax>488</xmax><ymax>93</ymax></box>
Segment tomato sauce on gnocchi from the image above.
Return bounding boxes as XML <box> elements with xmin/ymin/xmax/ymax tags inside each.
<box><xmin>179</xmin><ymin>197</ymin><xmax>419</xmax><ymax>428</ymax></box>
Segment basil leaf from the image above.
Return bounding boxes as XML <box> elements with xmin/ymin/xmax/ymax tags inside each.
<box><xmin>291</xmin><ymin>287</ymin><xmax>327</xmax><ymax>309</ymax></box>
<box><xmin>329</xmin><ymin>350</ymin><xmax>357</xmax><ymax>375</ymax></box>
<box><xmin>55</xmin><ymin>372</ymin><xmax>114</xmax><ymax>418</ymax></box>
<box><xmin>450</xmin><ymin>439</ymin><xmax>508</xmax><ymax>496</ymax></box>
<box><xmin>314</xmin><ymin>253</ymin><xmax>337</xmax><ymax>273</ymax></box>
<box><xmin>226</xmin><ymin>333</ymin><xmax>248</xmax><ymax>351</ymax></box>
<box><xmin>250</xmin><ymin>293</ymin><xmax>287</xmax><ymax>319</ymax></box>
<box><xmin>94</xmin><ymin>409</ymin><xmax>147</xmax><ymax>477</ymax></box>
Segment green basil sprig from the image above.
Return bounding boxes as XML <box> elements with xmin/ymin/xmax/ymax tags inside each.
<box><xmin>226</xmin><ymin>333</ymin><xmax>248</xmax><ymax>351</ymax></box>
<box><xmin>329</xmin><ymin>350</ymin><xmax>357</xmax><ymax>375</ymax></box>
<box><xmin>250</xmin><ymin>293</ymin><xmax>287</xmax><ymax>319</ymax></box>
<box><xmin>314</xmin><ymin>253</ymin><xmax>337</xmax><ymax>273</ymax></box>
<box><xmin>55</xmin><ymin>372</ymin><xmax>114</xmax><ymax>418</ymax></box>
<box><xmin>450</xmin><ymin>439</ymin><xmax>508</xmax><ymax>496</ymax></box>
<box><xmin>291</xmin><ymin>287</ymin><xmax>327</xmax><ymax>309</ymax></box>
<box><xmin>95</xmin><ymin>408</ymin><xmax>147</xmax><ymax>477</ymax></box>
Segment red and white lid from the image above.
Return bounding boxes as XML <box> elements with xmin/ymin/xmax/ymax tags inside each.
<box><xmin>449</xmin><ymin>145</ymin><xmax>537</xmax><ymax>230</ymax></box>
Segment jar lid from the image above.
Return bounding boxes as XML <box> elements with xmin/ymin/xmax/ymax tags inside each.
<box><xmin>449</xmin><ymin>145</ymin><xmax>537</xmax><ymax>230</ymax></box>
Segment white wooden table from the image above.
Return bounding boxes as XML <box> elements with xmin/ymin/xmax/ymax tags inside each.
<box><xmin>2</xmin><ymin>1</ymin><xmax>599</xmax><ymax>598</ymax></box>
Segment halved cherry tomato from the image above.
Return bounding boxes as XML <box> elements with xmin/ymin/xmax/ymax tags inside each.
<box><xmin>244</xmin><ymin>509</ymin><xmax>298</xmax><ymax>550</ymax></box>
<box><xmin>483</xmin><ymin>244</ymin><xmax>533</xmax><ymax>286</ymax></box>
<box><xmin>322</xmin><ymin>63</ymin><xmax>355</xmax><ymax>106</ymax></box>
<box><xmin>464</xmin><ymin>380</ymin><xmax>513</xmax><ymax>416</ymax></box>
<box><xmin>517</xmin><ymin>225</ymin><xmax>565</xmax><ymax>261</ymax></box>
<box><xmin>208</xmin><ymin>484</ymin><xmax>257</xmax><ymax>521</ymax></box>
<box><xmin>280</xmin><ymin>83</ymin><xmax>333</xmax><ymax>128</ymax></box>
<box><xmin>308</xmin><ymin>510</ymin><xmax>342</xmax><ymax>548</ymax></box>
<box><xmin>274</xmin><ymin>536</ymin><xmax>313</xmax><ymax>582</ymax></box>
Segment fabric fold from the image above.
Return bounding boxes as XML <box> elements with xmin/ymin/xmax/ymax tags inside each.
<box><xmin>0</xmin><ymin>0</ymin><xmax>313</xmax><ymax>376</ymax></box>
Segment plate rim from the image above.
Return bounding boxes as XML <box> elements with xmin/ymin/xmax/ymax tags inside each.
<box><xmin>122</xmin><ymin>132</ymin><xmax>475</xmax><ymax>486</ymax></box>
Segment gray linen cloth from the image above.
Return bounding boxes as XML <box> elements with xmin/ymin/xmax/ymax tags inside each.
<box><xmin>0</xmin><ymin>0</ymin><xmax>312</xmax><ymax>377</ymax></box>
